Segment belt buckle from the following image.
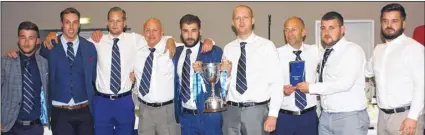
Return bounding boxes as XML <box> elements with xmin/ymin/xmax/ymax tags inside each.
<box><xmin>393</xmin><ymin>108</ymin><xmax>398</xmax><ymax>113</ymax></box>
<box><xmin>293</xmin><ymin>111</ymin><xmax>301</xmax><ymax>116</ymax></box>
<box><xmin>67</xmin><ymin>105</ymin><xmax>74</xmax><ymax>110</ymax></box>
<box><xmin>110</xmin><ymin>95</ymin><xmax>118</xmax><ymax>100</ymax></box>
<box><xmin>21</xmin><ymin>121</ymin><xmax>31</xmax><ymax>126</ymax></box>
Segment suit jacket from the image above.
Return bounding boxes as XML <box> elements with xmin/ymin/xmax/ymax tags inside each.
<box><xmin>1</xmin><ymin>54</ymin><xmax>48</xmax><ymax>132</ymax></box>
<box><xmin>173</xmin><ymin>43</ymin><xmax>223</xmax><ymax>123</ymax></box>
<box><xmin>39</xmin><ymin>35</ymin><xmax>97</xmax><ymax>116</ymax></box>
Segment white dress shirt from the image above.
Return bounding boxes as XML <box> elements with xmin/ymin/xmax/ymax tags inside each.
<box><xmin>309</xmin><ymin>37</ymin><xmax>368</xmax><ymax>113</ymax></box>
<box><xmin>223</xmin><ymin>32</ymin><xmax>284</xmax><ymax>117</ymax></box>
<box><xmin>277</xmin><ymin>43</ymin><xmax>320</xmax><ymax>111</ymax></box>
<box><xmin>90</xmin><ymin>32</ymin><xmax>142</xmax><ymax>94</ymax></box>
<box><xmin>134</xmin><ymin>36</ymin><xmax>174</xmax><ymax>103</ymax></box>
<box><xmin>52</xmin><ymin>35</ymin><xmax>88</xmax><ymax>106</ymax></box>
<box><xmin>366</xmin><ymin>34</ymin><xmax>424</xmax><ymax>120</ymax></box>
<box><xmin>178</xmin><ymin>41</ymin><xmax>201</xmax><ymax>110</ymax></box>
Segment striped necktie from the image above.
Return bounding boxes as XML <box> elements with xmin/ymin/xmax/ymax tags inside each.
<box><xmin>319</xmin><ymin>48</ymin><xmax>333</xmax><ymax>82</ymax></box>
<box><xmin>293</xmin><ymin>50</ymin><xmax>307</xmax><ymax>110</ymax></box>
<box><xmin>236</xmin><ymin>42</ymin><xmax>248</xmax><ymax>94</ymax></box>
<box><xmin>110</xmin><ymin>38</ymin><xmax>121</xmax><ymax>94</ymax></box>
<box><xmin>66</xmin><ymin>42</ymin><xmax>74</xmax><ymax>65</ymax></box>
<box><xmin>22</xmin><ymin>58</ymin><xmax>34</xmax><ymax>114</ymax></box>
<box><xmin>181</xmin><ymin>49</ymin><xmax>192</xmax><ymax>103</ymax></box>
<box><xmin>139</xmin><ymin>48</ymin><xmax>156</xmax><ymax>96</ymax></box>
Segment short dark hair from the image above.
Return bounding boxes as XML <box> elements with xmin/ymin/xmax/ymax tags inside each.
<box><xmin>108</xmin><ymin>7</ymin><xmax>127</xmax><ymax>20</ymax></box>
<box><xmin>60</xmin><ymin>7</ymin><xmax>80</xmax><ymax>22</ymax></box>
<box><xmin>18</xmin><ymin>21</ymin><xmax>40</xmax><ymax>38</ymax></box>
<box><xmin>381</xmin><ymin>3</ymin><xmax>406</xmax><ymax>21</ymax></box>
<box><xmin>321</xmin><ymin>11</ymin><xmax>344</xmax><ymax>26</ymax></box>
<box><xmin>179</xmin><ymin>14</ymin><xmax>201</xmax><ymax>29</ymax></box>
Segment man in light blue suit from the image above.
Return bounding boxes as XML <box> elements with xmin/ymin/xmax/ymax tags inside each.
<box><xmin>1</xmin><ymin>21</ymin><xmax>48</xmax><ymax>135</ymax></box>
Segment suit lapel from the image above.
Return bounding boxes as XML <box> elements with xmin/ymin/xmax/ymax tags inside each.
<box><xmin>13</xmin><ymin>55</ymin><xmax>23</xmax><ymax>99</ymax></box>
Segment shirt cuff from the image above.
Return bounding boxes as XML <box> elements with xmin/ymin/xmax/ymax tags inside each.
<box><xmin>268</xmin><ymin>109</ymin><xmax>279</xmax><ymax>117</ymax></box>
<box><xmin>308</xmin><ymin>83</ymin><xmax>319</xmax><ymax>95</ymax></box>
<box><xmin>407</xmin><ymin>109</ymin><xmax>422</xmax><ymax>120</ymax></box>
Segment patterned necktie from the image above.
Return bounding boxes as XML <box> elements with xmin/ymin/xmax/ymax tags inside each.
<box><xmin>110</xmin><ymin>38</ymin><xmax>121</xmax><ymax>94</ymax></box>
<box><xmin>22</xmin><ymin>58</ymin><xmax>34</xmax><ymax>114</ymax></box>
<box><xmin>319</xmin><ymin>48</ymin><xmax>333</xmax><ymax>82</ymax></box>
<box><xmin>293</xmin><ymin>50</ymin><xmax>307</xmax><ymax>110</ymax></box>
<box><xmin>139</xmin><ymin>48</ymin><xmax>156</xmax><ymax>96</ymax></box>
<box><xmin>66</xmin><ymin>42</ymin><xmax>74</xmax><ymax>65</ymax></box>
<box><xmin>236</xmin><ymin>42</ymin><xmax>248</xmax><ymax>94</ymax></box>
<box><xmin>181</xmin><ymin>49</ymin><xmax>192</xmax><ymax>103</ymax></box>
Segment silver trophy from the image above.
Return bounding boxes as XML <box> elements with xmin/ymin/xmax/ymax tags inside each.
<box><xmin>202</xmin><ymin>63</ymin><xmax>226</xmax><ymax>112</ymax></box>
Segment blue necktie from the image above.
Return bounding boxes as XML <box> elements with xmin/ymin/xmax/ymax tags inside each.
<box><xmin>181</xmin><ymin>49</ymin><xmax>192</xmax><ymax>103</ymax></box>
<box><xmin>110</xmin><ymin>38</ymin><xmax>121</xmax><ymax>94</ymax></box>
<box><xmin>319</xmin><ymin>48</ymin><xmax>333</xmax><ymax>82</ymax></box>
<box><xmin>139</xmin><ymin>48</ymin><xmax>156</xmax><ymax>96</ymax></box>
<box><xmin>22</xmin><ymin>58</ymin><xmax>34</xmax><ymax>114</ymax></box>
<box><xmin>66</xmin><ymin>42</ymin><xmax>74</xmax><ymax>65</ymax></box>
<box><xmin>236</xmin><ymin>42</ymin><xmax>248</xmax><ymax>94</ymax></box>
<box><xmin>293</xmin><ymin>50</ymin><xmax>307</xmax><ymax>110</ymax></box>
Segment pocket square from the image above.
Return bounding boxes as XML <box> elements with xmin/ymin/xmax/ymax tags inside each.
<box><xmin>89</xmin><ymin>56</ymin><xmax>94</xmax><ymax>61</ymax></box>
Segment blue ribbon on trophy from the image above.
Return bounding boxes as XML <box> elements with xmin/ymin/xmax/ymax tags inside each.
<box><xmin>220</xmin><ymin>70</ymin><xmax>227</xmax><ymax>98</ymax></box>
<box><xmin>193</xmin><ymin>72</ymin><xmax>207</xmax><ymax>101</ymax></box>
<box><xmin>40</xmin><ymin>87</ymin><xmax>49</xmax><ymax>125</ymax></box>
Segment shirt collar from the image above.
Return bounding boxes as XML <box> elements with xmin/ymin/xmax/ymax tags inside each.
<box><xmin>60</xmin><ymin>34</ymin><xmax>79</xmax><ymax>46</ymax></box>
<box><xmin>237</xmin><ymin>32</ymin><xmax>256</xmax><ymax>44</ymax></box>
<box><xmin>18</xmin><ymin>51</ymin><xmax>35</xmax><ymax>62</ymax></box>
<box><xmin>326</xmin><ymin>37</ymin><xmax>347</xmax><ymax>52</ymax></box>
<box><xmin>184</xmin><ymin>40</ymin><xmax>201</xmax><ymax>54</ymax></box>
<box><xmin>287</xmin><ymin>43</ymin><xmax>305</xmax><ymax>51</ymax></box>
<box><xmin>108</xmin><ymin>32</ymin><xmax>124</xmax><ymax>42</ymax></box>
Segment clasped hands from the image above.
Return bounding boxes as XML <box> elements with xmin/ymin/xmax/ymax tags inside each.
<box><xmin>192</xmin><ymin>60</ymin><xmax>232</xmax><ymax>74</ymax></box>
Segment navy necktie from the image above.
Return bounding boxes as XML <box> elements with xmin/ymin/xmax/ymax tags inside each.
<box><xmin>66</xmin><ymin>42</ymin><xmax>74</xmax><ymax>65</ymax></box>
<box><xmin>236</xmin><ymin>42</ymin><xmax>248</xmax><ymax>94</ymax></box>
<box><xmin>181</xmin><ymin>49</ymin><xmax>192</xmax><ymax>103</ymax></box>
<box><xmin>110</xmin><ymin>38</ymin><xmax>121</xmax><ymax>94</ymax></box>
<box><xmin>139</xmin><ymin>48</ymin><xmax>156</xmax><ymax>96</ymax></box>
<box><xmin>319</xmin><ymin>48</ymin><xmax>333</xmax><ymax>82</ymax></box>
<box><xmin>293</xmin><ymin>50</ymin><xmax>307</xmax><ymax>110</ymax></box>
<box><xmin>22</xmin><ymin>58</ymin><xmax>34</xmax><ymax>114</ymax></box>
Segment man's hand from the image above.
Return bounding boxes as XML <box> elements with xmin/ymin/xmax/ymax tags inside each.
<box><xmin>220</xmin><ymin>59</ymin><xmax>232</xmax><ymax>75</ymax></box>
<box><xmin>129</xmin><ymin>71</ymin><xmax>136</xmax><ymax>84</ymax></box>
<box><xmin>43</xmin><ymin>32</ymin><xmax>58</xmax><ymax>50</ymax></box>
<box><xmin>201</xmin><ymin>38</ymin><xmax>213</xmax><ymax>53</ymax></box>
<box><xmin>296</xmin><ymin>82</ymin><xmax>309</xmax><ymax>93</ymax></box>
<box><xmin>192</xmin><ymin>61</ymin><xmax>203</xmax><ymax>73</ymax></box>
<box><xmin>91</xmin><ymin>30</ymin><xmax>103</xmax><ymax>43</ymax></box>
<box><xmin>400</xmin><ymin>118</ymin><xmax>417</xmax><ymax>135</ymax></box>
<box><xmin>263</xmin><ymin>116</ymin><xmax>277</xmax><ymax>132</ymax></box>
<box><xmin>283</xmin><ymin>85</ymin><xmax>295</xmax><ymax>96</ymax></box>
<box><xmin>165</xmin><ymin>38</ymin><xmax>176</xmax><ymax>58</ymax></box>
<box><xmin>4</xmin><ymin>50</ymin><xmax>18</xmax><ymax>58</ymax></box>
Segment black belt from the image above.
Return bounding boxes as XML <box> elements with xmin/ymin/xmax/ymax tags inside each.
<box><xmin>16</xmin><ymin>119</ymin><xmax>41</xmax><ymax>126</ymax></box>
<box><xmin>96</xmin><ymin>91</ymin><xmax>132</xmax><ymax>100</ymax></box>
<box><xmin>227</xmin><ymin>100</ymin><xmax>269</xmax><ymax>108</ymax></box>
<box><xmin>138</xmin><ymin>98</ymin><xmax>173</xmax><ymax>107</ymax></box>
<box><xmin>279</xmin><ymin>106</ymin><xmax>316</xmax><ymax>116</ymax></box>
<box><xmin>183</xmin><ymin>108</ymin><xmax>198</xmax><ymax>115</ymax></box>
<box><xmin>380</xmin><ymin>106</ymin><xmax>410</xmax><ymax>114</ymax></box>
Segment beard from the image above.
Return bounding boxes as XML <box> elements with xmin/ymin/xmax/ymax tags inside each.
<box><xmin>18</xmin><ymin>44</ymin><xmax>37</xmax><ymax>55</ymax></box>
<box><xmin>181</xmin><ymin>33</ymin><xmax>201</xmax><ymax>48</ymax></box>
<box><xmin>321</xmin><ymin>36</ymin><xmax>341</xmax><ymax>48</ymax></box>
<box><xmin>382</xmin><ymin>27</ymin><xmax>404</xmax><ymax>40</ymax></box>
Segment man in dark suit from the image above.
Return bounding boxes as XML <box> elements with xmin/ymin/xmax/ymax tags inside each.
<box><xmin>38</xmin><ymin>7</ymin><xmax>97</xmax><ymax>135</ymax></box>
<box><xmin>173</xmin><ymin>14</ymin><xmax>224</xmax><ymax>135</ymax></box>
<box><xmin>1</xmin><ymin>21</ymin><xmax>48</xmax><ymax>135</ymax></box>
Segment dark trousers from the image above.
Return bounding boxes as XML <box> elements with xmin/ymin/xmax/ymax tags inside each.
<box><xmin>2</xmin><ymin>122</ymin><xmax>43</xmax><ymax>135</ymax></box>
<box><xmin>180</xmin><ymin>111</ymin><xmax>222</xmax><ymax>135</ymax></box>
<box><xmin>51</xmin><ymin>106</ymin><xmax>94</xmax><ymax>135</ymax></box>
<box><xmin>271</xmin><ymin>108</ymin><xmax>318</xmax><ymax>135</ymax></box>
<box><xmin>93</xmin><ymin>95</ymin><xmax>135</xmax><ymax>135</ymax></box>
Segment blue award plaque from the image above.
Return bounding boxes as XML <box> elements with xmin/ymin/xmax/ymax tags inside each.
<box><xmin>289</xmin><ymin>61</ymin><xmax>305</xmax><ymax>86</ymax></box>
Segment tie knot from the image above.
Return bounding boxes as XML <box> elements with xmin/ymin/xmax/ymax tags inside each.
<box><xmin>66</xmin><ymin>42</ymin><xmax>73</xmax><ymax>47</ymax></box>
<box><xmin>149</xmin><ymin>48</ymin><xmax>156</xmax><ymax>52</ymax></box>
<box><xmin>113</xmin><ymin>38</ymin><xmax>119</xmax><ymax>45</ymax></box>
<box><xmin>186</xmin><ymin>49</ymin><xmax>192</xmax><ymax>55</ymax></box>
<box><xmin>325</xmin><ymin>48</ymin><xmax>333</xmax><ymax>54</ymax></box>
<box><xmin>240</xmin><ymin>42</ymin><xmax>247</xmax><ymax>48</ymax></box>
<box><xmin>24</xmin><ymin>58</ymin><xmax>31</xmax><ymax>66</ymax></box>
<box><xmin>293</xmin><ymin>50</ymin><xmax>302</xmax><ymax>56</ymax></box>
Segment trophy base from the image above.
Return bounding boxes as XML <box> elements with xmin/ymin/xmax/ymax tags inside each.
<box><xmin>204</xmin><ymin>96</ymin><xmax>226</xmax><ymax>113</ymax></box>
<box><xmin>204</xmin><ymin>107</ymin><xmax>226</xmax><ymax>113</ymax></box>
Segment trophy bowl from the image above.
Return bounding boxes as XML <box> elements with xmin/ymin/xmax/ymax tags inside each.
<box><xmin>202</xmin><ymin>63</ymin><xmax>226</xmax><ymax>112</ymax></box>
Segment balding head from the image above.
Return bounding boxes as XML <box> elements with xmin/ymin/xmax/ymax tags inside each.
<box><xmin>143</xmin><ymin>18</ymin><xmax>164</xmax><ymax>47</ymax></box>
<box><xmin>233</xmin><ymin>5</ymin><xmax>254</xmax><ymax>19</ymax></box>
<box><xmin>283</xmin><ymin>16</ymin><xmax>306</xmax><ymax>48</ymax></box>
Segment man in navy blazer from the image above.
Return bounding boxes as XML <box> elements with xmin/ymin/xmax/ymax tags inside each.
<box><xmin>39</xmin><ymin>7</ymin><xmax>97</xmax><ymax>135</ymax></box>
<box><xmin>173</xmin><ymin>14</ymin><xmax>224</xmax><ymax>135</ymax></box>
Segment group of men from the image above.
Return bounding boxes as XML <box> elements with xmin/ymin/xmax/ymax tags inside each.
<box><xmin>1</xmin><ymin>3</ymin><xmax>424</xmax><ymax>135</ymax></box>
